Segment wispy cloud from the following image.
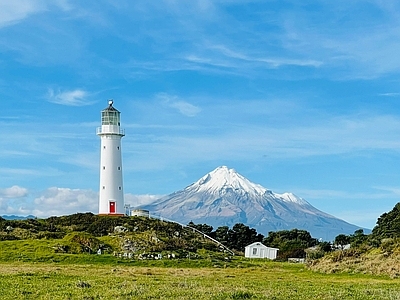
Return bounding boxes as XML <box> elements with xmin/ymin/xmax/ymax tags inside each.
<box><xmin>0</xmin><ymin>1</ymin><xmax>46</xmax><ymax>28</ymax></box>
<box><xmin>124</xmin><ymin>193</ymin><xmax>163</xmax><ymax>207</ymax></box>
<box><xmin>278</xmin><ymin>2</ymin><xmax>400</xmax><ymax>78</ymax></box>
<box><xmin>210</xmin><ymin>44</ymin><xmax>323</xmax><ymax>68</ymax></box>
<box><xmin>379</xmin><ymin>93</ymin><xmax>400</xmax><ymax>97</ymax></box>
<box><xmin>0</xmin><ymin>1</ymin><xmax>71</xmax><ymax>29</ymax></box>
<box><xmin>156</xmin><ymin>93</ymin><xmax>201</xmax><ymax>117</ymax></box>
<box><xmin>47</xmin><ymin>88</ymin><xmax>92</xmax><ymax>106</ymax></box>
<box><xmin>168</xmin><ymin>101</ymin><xmax>201</xmax><ymax>117</ymax></box>
<box><xmin>124</xmin><ymin>108</ymin><xmax>400</xmax><ymax>174</ymax></box>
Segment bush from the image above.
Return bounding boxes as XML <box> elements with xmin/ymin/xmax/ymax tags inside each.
<box><xmin>61</xmin><ymin>232</ymin><xmax>103</xmax><ymax>254</ymax></box>
<box><xmin>0</xmin><ymin>234</ymin><xmax>20</xmax><ymax>241</ymax></box>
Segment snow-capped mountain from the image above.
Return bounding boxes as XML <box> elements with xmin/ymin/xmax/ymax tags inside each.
<box><xmin>143</xmin><ymin>166</ymin><xmax>366</xmax><ymax>241</ymax></box>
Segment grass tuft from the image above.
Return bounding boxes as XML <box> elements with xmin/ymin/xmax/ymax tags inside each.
<box><xmin>231</xmin><ymin>291</ymin><xmax>254</xmax><ymax>299</ymax></box>
<box><xmin>76</xmin><ymin>280</ymin><xmax>91</xmax><ymax>288</ymax></box>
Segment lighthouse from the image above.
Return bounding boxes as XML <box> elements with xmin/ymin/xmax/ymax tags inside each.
<box><xmin>97</xmin><ymin>100</ymin><xmax>125</xmax><ymax>215</ymax></box>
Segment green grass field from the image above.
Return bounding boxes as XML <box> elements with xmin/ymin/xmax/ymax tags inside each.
<box><xmin>1</xmin><ymin>233</ymin><xmax>400</xmax><ymax>299</ymax></box>
<box><xmin>0</xmin><ymin>258</ymin><xmax>399</xmax><ymax>299</ymax></box>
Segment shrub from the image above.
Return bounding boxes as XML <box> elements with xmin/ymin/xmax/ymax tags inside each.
<box><xmin>61</xmin><ymin>232</ymin><xmax>103</xmax><ymax>254</ymax></box>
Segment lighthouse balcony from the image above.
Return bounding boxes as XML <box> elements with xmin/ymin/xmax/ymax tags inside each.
<box><xmin>97</xmin><ymin>126</ymin><xmax>125</xmax><ymax>136</ymax></box>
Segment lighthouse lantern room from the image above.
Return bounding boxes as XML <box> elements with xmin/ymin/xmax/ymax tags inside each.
<box><xmin>97</xmin><ymin>100</ymin><xmax>125</xmax><ymax>215</ymax></box>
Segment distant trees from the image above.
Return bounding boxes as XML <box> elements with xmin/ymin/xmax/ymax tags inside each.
<box><xmin>350</xmin><ymin>229</ymin><xmax>368</xmax><ymax>248</ymax></box>
<box><xmin>188</xmin><ymin>223</ymin><xmax>332</xmax><ymax>258</ymax></box>
<box><xmin>334</xmin><ymin>234</ymin><xmax>351</xmax><ymax>249</ymax></box>
<box><xmin>263</xmin><ymin>229</ymin><xmax>318</xmax><ymax>260</ymax></box>
<box><xmin>188</xmin><ymin>222</ymin><xmax>264</xmax><ymax>252</ymax></box>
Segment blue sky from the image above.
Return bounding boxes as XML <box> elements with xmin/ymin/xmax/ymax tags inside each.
<box><xmin>1</xmin><ymin>0</ymin><xmax>400</xmax><ymax>230</ymax></box>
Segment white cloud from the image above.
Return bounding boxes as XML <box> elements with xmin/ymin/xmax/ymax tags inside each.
<box><xmin>32</xmin><ymin>187</ymin><xmax>98</xmax><ymax>217</ymax></box>
<box><xmin>0</xmin><ymin>185</ymin><xmax>29</xmax><ymax>214</ymax></box>
<box><xmin>0</xmin><ymin>187</ymin><xmax>161</xmax><ymax>218</ymax></box>
<box><xmin>47</xmin><ymin>89</ymin><xmax>92</xmax><ymax>106</ymax></box>
<box><xmin>0</xmin><ymin>185</ymin><xmax>28</xmax><ymax>198</ymax></box>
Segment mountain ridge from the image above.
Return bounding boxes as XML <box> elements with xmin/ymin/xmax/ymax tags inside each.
<box><xmin>143</xmin><ymin>166</ymin><xmax>367</xmax><ymax>240</ymax></box>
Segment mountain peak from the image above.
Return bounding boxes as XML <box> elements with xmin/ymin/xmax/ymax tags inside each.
<box><xmin>143</xmin><ymin>166</ymin><xmax>366</xmax><ymax>240</ymax></box>
<box><xmin>190</xmin><ymin>166</ymin><xmax>267</xmax><ymax>196</ymax></box>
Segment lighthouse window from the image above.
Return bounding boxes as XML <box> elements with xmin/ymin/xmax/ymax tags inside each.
<box><xmin>118</xmin><ymin>167</ymin><xmax>121</xmax><ymax>170</ymax></box>
<box><xmin>102</xmin><ymin>186</ymin><xmax>105</xmax><ymax>190</ymax></box>
<box><xmin>103</xmin><ymin>166</ymin><xmax>105</xmax><ymax>170</ymax></box>
<box><xmin>102</xmin><ymin>111</ymin><xmax>120</xmax><ymax>125</ymax></box>
<box><xmin>118</xmin><ymin>187</ymin><xmax>122</xmax><ymax>190</ymax></box>
<box><xmin>117</xmin><ymin>146</ymin><xmax>120</xmax><ymax>150</ymax></box>
<box><xmin>103</xmin><ymin>146</ymin><xmax>106</xmax><ymax>149</ymax></box>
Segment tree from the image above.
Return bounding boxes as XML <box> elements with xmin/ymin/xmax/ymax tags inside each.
<box><xmin>212</xmin><ymin>224</ymin><xmax>264</xmax><ymax>252</ymax></box>
<box><xmin>334</xmin><ymin>234</ymin><xmax>351</xmax><ymax>249</ymax></box>
<box><xmin>229</xmin><ymin>223</ymin><xmax>264</xmax><ymax>251</ymax></box>
<box><xmin>187</xmin><ymin>222</ymin><xmax>213</xmax><ymax>236</ymax></box>
<box><xmin>263</xmin><ymin>229</ymin><xmax>317</xmax><ymax>260</ymax></box>
<box><xmin>318</xmin><ymin>241</ymin><xmax>332</xmax><ymax>252</ymax></box>
<box><xmin>214</xmin><ymin>226</ymin><xmax>230</xmax><ymax>246</ymax></box>
<box><xmin>372</xmin><ymin>202</ymin><xmax>400</xmax><ymax>239</ymax></box>
<box><xmin>350</xmin><ymin>229</ymin><xmax>367</xmax><ymax>248</ymax></box>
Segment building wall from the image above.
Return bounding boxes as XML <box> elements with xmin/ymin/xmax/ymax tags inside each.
<box><xmin>98</xmin><ymin>133</ymin><xmax>124</xmax><ymax>215</ymax></box>
<box><xmin>245</xmin><ymin>243</ymin><xmax>278</xmax><ymax>260</ymax></box>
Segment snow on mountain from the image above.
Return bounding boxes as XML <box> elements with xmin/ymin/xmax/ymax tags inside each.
<box><xmin>142</xmin><ymin>166</ymin><xmax>367</xmax><ymax>241</ymax></box>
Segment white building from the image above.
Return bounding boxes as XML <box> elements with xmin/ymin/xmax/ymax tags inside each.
<box><xmin>124</xmin><ymin>204</ymin><xmax>150</xmax><ymax>218</ymax></box>
<box><xmin>244</xmin><ymin>242</ymin><xmax>279</xmax><ymax>260</ymax></box>
<box><xmin>97</xmin><ymin>100</ymin><xmax>125</xmax><ymax>215</ymax></box>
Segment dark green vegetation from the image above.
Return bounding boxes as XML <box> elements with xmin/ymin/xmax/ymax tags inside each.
<box><xmin>188</xmin><ymin>222</ymin><xmax>263</xmax><ymax>252</ymax></box>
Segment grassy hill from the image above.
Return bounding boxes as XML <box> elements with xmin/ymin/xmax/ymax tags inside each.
<box><xmin>2</xmin><ymin>213</ymin><xmax>400</xmax><ymax>299</ymax></box>
<box><xmin>0</xmin><ymin>213</ymin><xmax>233</xmax><ymax>265</ymax></box>
<box><xmin>2</xmin><ymin>210</ymin><xmax>400</xmax><ymax>279</ymax></box>
<box><xmin>308</xmin><ymin>240</ymin><xmax>400</xmax><ymax>278</ymax></box>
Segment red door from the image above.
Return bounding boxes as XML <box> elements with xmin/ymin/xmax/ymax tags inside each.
<box><xmin>109</xmin><ymin>201</ymin><xmax>116</xmax><ymax>213</ymax></box>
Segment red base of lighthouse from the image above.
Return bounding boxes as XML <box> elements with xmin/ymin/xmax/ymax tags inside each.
<box><xmin>98</xmin><ymin>214</ymin><xmax>126</xmax><ymax>217</ymax></box>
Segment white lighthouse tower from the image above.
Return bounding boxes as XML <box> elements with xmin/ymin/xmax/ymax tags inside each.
<box><xmin>97</xmin><ymin>100</ymin><xmax>125</xmax><ymax>215</ymax></box>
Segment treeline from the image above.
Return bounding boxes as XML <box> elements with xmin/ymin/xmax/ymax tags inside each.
<box><xmin>188</xmin><ymin>222</ymin><xmax>318</xmax><ymax>260</ymax></box>
<box><xmin>330</xmin><ymin>202</ymin><xmax>400</xmax><ymax>250</ymax></box>
<box><xmin>190</xmin><ymin>202</ymin><xmax>400</xmax><ymax>260</ymax></box>
<box><xmin>1</xmin><ymin>202</ymin><xmax>399</xmax><ymax>260</ymax></box>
